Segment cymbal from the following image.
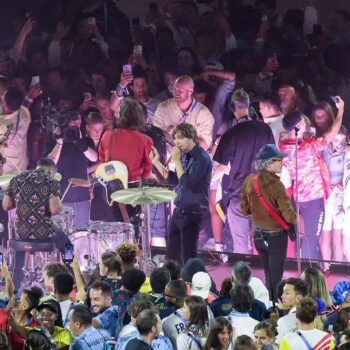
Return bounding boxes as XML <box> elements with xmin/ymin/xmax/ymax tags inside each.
<box><xmin>111</xmin><ymin>187</ymin><xmax>176</xmax><ymax>205</ymax></box>
<box><xmin>0</xmin><ymin>173</ymin><xmax>17</xmax><ymax>188</ymax></box>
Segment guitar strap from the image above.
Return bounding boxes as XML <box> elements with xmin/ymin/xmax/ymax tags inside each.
<box><xmin>108</xmin><ymin>129</ymin><xmax>116</xmax><ymax>162</ymax></box>
<box><xmin>106</xmin><ymin>128</ymin><xmax>130</xmax><ymax>224</ymax></box>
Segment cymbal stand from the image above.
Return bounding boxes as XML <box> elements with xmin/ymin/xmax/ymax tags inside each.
<box><xmin>141</xmin><ymin>204</ymin><xmax>154</xmax><ymax>276</ymax></box>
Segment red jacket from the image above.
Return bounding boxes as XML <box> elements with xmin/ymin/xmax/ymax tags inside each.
<box><xmin>99</xmin><ymin>128</ymin><xmax>153</xmax><ymax>181</ymax></box>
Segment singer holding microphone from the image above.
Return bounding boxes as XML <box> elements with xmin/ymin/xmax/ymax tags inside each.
<box><xmin>150</xmin><ymin>123</ymin><xmax>212</xmax><ymax>264</ymax></box>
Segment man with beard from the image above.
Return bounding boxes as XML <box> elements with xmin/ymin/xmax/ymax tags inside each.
<box><xmin>161</xmin><ymin>280</ymin><xmax>188</xmax><ymax>349</ymax></box>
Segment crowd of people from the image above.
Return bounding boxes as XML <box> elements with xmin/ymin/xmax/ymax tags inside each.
<box><xmin>0</xmin><ymin>252</ymin><xmax>350</xmax><ymax>349</ymax></box>
<box><xmin>1</xmin><ymin>0</ymin><xmax>350</xmax><ymax>348</ymax></box>
<box><xmin>1</xmin><ymin>0</ymin><xmax>350</xmax><ymax>264</ymax></box>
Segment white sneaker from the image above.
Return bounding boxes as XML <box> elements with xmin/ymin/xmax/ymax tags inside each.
<box><xmin>215</xmin><ymin>243</ymin><xmax>225</xmax><ymax>252</ymax></box>
<box><xmin>215</xmin><ymin>243</ymin><xmax>229</xmax><ymax>263</ymax></box>
<box><xmin>151</xmin><ymin>237</ymin><xmax>167</xmax><ymax>247</ymax></box>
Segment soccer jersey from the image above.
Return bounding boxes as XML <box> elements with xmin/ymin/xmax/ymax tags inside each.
<box><xmin>280</xmin><ymin>329</ymin><xmax>335</xmax><ymax>350</ymax></box>
<box><xmin>161</xmin><ymin>309</ymin><xmax>188</xmax><ymax>350</ymax></box>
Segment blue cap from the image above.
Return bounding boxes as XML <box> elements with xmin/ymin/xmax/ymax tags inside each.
<box><xmin>256</xmin><ymin>144</ymin><xmax>287</xmax><ymax>161</ymax></box>
<box><xmin>333</xmin><ymin>281</ymin><xmax>350</xmax><ymax>305</ymax></box>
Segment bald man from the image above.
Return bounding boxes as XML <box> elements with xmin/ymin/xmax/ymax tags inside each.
<box><xmin>153</xmin><ymin>75</ymin><xmax>214</xmax><ymax>150</ymax></box>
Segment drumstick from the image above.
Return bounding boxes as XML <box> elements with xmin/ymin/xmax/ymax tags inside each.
<box><xmin>14</xmin><ymin>163</ymin><xmax>21</xmax><ymax>172</ymax></box>
<box><xmin>60</xmin><ymin>182</ymin><xmax>72</xmax><ymax>204</ymax></box>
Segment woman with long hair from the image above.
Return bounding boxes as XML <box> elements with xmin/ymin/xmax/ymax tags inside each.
<box><xmin>177</xmin><ymin>296</ymin><xmax>209</xmax><ymax>350</ymax></box>
<box><xmin>301</xmin><ymin>267</ymin><xmax>332</xmax><ymax>307</ymax></box>
<box><xmin>311</xmin><ymin>102</ymin><xmax>335</xmax><ymax>137</ymax></box>
<box><xmin>204</xmin><ymin>317</ymin><xmax>234</xmax><ymax>350</ymax></box>
<box><xmin>254</xmin><ymin>320</ymin><xmax>278</xmax><ymax>350</ymax></box>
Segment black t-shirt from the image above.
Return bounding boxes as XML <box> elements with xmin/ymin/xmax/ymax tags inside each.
<box><xmin>125</xmin><ymin>338</ymin><xmax>152</xmax><ymax>350</ymax></box>
<box><xmin>46</xmin><ymin>137</ymin><xmax>95</xmax><ymax>202</ymax></box>
<box><xmin>213</xmin><ymin>120</ymin><xmax>275</xmax><ymax>201</ymax></box>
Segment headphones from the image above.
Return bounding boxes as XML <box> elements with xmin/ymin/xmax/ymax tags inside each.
<box><xmin>24</xmin><ymin>328</ymin><xmax>56</xmax><ymax>350</ymax></box>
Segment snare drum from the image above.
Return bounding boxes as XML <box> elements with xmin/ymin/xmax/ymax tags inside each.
<box><xmin>88</xmin><ymin>221</ymin><xmax>135</xmax><ymax>258</ymax></box>
<box><xmin>52</xmin><ymin>206</ymin><xmax>75</xmax><ymax>234</ymax></box>
<box><xmin>69</xmin><ymin>231</ymin><xmax>98</xmax><ymax>270</ymax></box>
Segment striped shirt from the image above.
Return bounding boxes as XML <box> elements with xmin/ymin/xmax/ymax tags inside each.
<box><xmin>280</xmin><ymin>329</ymin><xmax>335</xmax><ymax>350</ymax></box>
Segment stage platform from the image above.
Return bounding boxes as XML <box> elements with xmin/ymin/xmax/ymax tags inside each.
<box><xmin>152</xmin><ymin>247</ymin><xmax>350</xmax><ymax>292</ymax></box>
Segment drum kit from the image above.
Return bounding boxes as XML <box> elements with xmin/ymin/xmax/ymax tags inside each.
<box><xmin>53</xmin><ymin>186</ymin><xmax>176</xmax><ymax>275</ymax></box>
<box><xmin>0</xmin><ymin>170</ymin><xmax>177</xmax><ymax>277</ymax></box>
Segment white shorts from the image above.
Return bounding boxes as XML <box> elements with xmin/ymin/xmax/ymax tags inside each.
<box><xmin>343</xmin><ymin>211</ymin><xmax>350</xmax><ymax>236</ymax></box>
<box><xmin>323</xmin><ymin>190</ymin><xmax>344</xmax><ymax>231</ymax></box>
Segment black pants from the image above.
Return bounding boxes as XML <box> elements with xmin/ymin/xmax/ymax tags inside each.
<box><xmin>13</xmin><ymin>228</ymin><xmax>71</xmax><ymax>289</ymax></box>
<box><xmin>167</xmin><ymin>209</ymin><xmax>204</xmax><ymax>264</ymax></box>
<box><xmin>253</xmin><ymin>230</ymin><xmax>288</xmax><ymax>301</ymax></box>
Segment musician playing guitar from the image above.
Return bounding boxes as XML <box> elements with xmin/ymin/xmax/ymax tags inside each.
<box><xmin>98</xmin><ymin>98</ymin><xmax>153</xmax><ymax>224</ymax></box>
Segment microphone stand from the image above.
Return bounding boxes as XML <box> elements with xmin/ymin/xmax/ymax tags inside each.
<box><xmin>294</xmin><ymin>127</ymin><xmax>302</xmax><ymax>275</ymax></box>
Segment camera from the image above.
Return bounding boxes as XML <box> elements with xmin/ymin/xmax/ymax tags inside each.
<box><xmin>62</xmin><ymin>126</ymin><xmax>80</xmax><ymax>143</ymax></box>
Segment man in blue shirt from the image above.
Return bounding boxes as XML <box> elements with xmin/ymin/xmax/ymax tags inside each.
<box><xmin>151</xmin><ymin>123</ymin><xmax>212</xmax><ymax>263</ymax></box>
<box><xmin>89</xmin><ymin>281</ymin><xmax>122</xmax><ymax>337</ymax></box>
<box><xmin>69</xmin><ymin>304</ymin><xmax>110</xmax><ymax>350</ymax></box>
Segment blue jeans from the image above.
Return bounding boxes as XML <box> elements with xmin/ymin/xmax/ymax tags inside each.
<box><xmin>64</xmin><ymin>200</ymin><xmax>90</xmax><ymax>231</ymax></box>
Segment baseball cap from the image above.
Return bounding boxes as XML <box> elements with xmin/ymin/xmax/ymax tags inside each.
<box><xmin>256</xmin><ymin>144</ymin><xmax>286</xmax><ymax>161</ymax></box>
<box><xmin>191</xmin><ymin>272</ymin><xmax>211</xmax><ymax>299</ymax></box>
<box><xmin>36</xmin><ymin>299</ymin><xmax>60</xmax><ymax>314</ymax></box>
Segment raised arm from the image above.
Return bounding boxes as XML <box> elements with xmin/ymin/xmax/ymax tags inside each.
<box><xmin>324</xmin><ymin>96</ymin><xmax>345</xmax><ymax>143</ymax></box>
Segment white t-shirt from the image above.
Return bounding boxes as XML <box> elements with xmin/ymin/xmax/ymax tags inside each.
<box><xmin>276</xmin><ymin>307</ymin><xmax>297</xmax><ymax>344</ymax></box>
<box><xmin>226</xmin><ymin>311</ymin><xmax>259</xmax><ymax>343</ymax></box>
<box><xmin>264</xmin><ymin>115</ymin><xmax>285</xmax><ymax>144</ymax></box>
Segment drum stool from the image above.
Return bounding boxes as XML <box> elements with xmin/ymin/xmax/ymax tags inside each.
<box><xmin>8</xmin><ymin>240</ymin><xmax>57</xmax><ymax>287</ymax></box>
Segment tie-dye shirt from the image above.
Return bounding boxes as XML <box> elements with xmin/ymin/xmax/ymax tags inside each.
<box><xmin>279</xmin><ymin>132</ymin><xmax>328</xmax><ymax>203</ymax></box>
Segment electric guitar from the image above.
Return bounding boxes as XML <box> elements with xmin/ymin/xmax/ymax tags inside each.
<box><xmin>95</xmin><ymin>161</ymin><xmax>130</xmax><ymax>223</ymax></box>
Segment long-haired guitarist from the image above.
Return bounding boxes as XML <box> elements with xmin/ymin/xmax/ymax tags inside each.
<box><xmin>98</xmin><ymin>98</ymin><xmax>153</xmax><ymax>223</ymax></box>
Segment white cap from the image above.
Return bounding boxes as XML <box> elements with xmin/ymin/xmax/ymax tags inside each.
<box><xmin>191</xmin><ymin>272</ymin><xmax>211</xmax><ymax>299</ymax></box>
